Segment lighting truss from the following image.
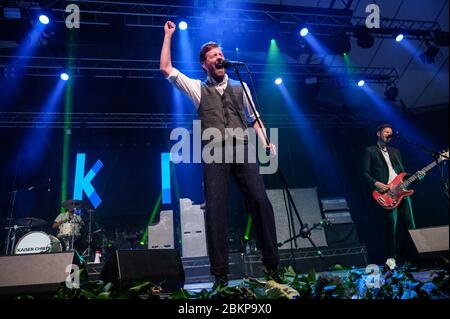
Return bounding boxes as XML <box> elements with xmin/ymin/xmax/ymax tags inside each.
<box><xmin>0</xmin><ymin>55</ymin><xmax>399</xmax><ymax>84</ymax></box>
<box><xmin>0</xmin><ymin>112</ymin><xmax>370</xmax><ymax>129</ymax></box>
<box><xmin>5</xmin><ymin>0</ymin><xmax>443</xmax><ymax>39</ymax></box>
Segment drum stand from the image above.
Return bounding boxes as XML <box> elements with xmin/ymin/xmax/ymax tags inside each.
<box><xmin>82</xmin><ymin>209</ymin><xmax>94</xmax><ymax>262</ymax></box>
<box><xmin>4</xmin><ymin>190</ymin><xmax>18</xmax><ymax>255</ymax></box>
<box><xmin>4</xmin><ymin>180</ymin><xmax>48</xmax><ymax>255</ymax></box>
<box><xmin>4</xmin><ymin>190</ymin><xmax>29</xmax><ymax>255</ymax></box>
<box><xmin>70</xmin><ymin>221</ymin><xmax>75</xmax><ymax>251</ymax></box>
<box><xmin>7</xmin><ymin>225</ymin><xmax>27</xmax><ymax>255</ymax></box>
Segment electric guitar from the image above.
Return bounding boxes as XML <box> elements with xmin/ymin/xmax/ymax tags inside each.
<box><xmin>372</xmin><ymin>150</ymin><xmax>448</xmax><ymax>210</ymax></box>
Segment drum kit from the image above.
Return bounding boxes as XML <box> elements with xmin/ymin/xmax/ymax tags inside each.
<box><xmin>4</xmin><ymin>217</ymin><xmax>61</xmax><ymax>255</ymax></box>
<box><xmin>3</xmin><ymin>199</ymin><xmax>96</xmax><ymax>260</ymax></box>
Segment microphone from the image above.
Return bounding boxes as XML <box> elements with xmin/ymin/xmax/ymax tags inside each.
<box><xmin>216</xmin><ymin>59</ymin><xmax>245</xmax><ymax>69</ymax></box>
<box><xmin>386</xmin><ymin>131</ymin><xmax>399</xmax><ymax>140</ymax></box>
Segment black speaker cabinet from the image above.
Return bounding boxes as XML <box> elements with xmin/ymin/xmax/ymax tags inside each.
<box><xmin>0</xmin><ymin>252</ymin><xmax>80</xmax><ymax>296</ymax></box>
<box><xmin>409</xmin><ymin>226</ymin><xmax>449</xmax><ymax>265</ymax></box>
<box><xmin>324</xmin><ymin>223</ymin><xmax>361</xmax><ymax>248</ymax></box>
<box><xmin>100</xmin><ymin>249</ymin><xmax>185</xmax><ymax>292</ymax></box>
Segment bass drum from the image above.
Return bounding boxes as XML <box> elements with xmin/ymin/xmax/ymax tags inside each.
<box><xmin>14</xmin><ymin>231</ymin><xmax>63</xmax><ymax>254</ymax></box>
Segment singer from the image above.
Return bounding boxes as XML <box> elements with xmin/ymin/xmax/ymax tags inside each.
<box><xmin>362</xmin><ymin>123</ymin><xmax>425</xmax><ymax>269</ymax></box>
<box><xmin>160</xmin><ymin>21</ymin><xmax>279</xmax><ymax>287</ymax></box>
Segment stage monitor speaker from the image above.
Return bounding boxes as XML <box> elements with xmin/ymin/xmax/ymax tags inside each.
<box><xmin>0</xmin><ymin>252</ymin><xmax>80</xmax><ymax>296</ymax></box>
<box><xmin>409</xmin><ymin>226</ymin><xmax>449</xmax><ymax>254</ymax></box>
<box><xmin>321</xmin><ymin>197</ymin><xmax>349</xmax><ymax>212</ymax></box>
<box><xmin>100</xmin><ymin>249</ymin><xmax>185</xmax><ymax>292</ymax></box>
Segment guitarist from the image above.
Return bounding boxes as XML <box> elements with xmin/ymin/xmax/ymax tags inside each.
<box><xmin>362</xmin><ymin>124</ymin><xmax>425</xmax><ymax>269</ymax></box>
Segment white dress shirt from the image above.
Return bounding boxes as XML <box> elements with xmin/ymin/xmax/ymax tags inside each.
<box><xmin>380</xmin><ymin>148</ymin><xmax>398</xmax><ymax>184</ymax></box>
<box><xmin>166</xmin><ymin>67</ymin><xmax>259</xmax><ymax>125</ymax></box>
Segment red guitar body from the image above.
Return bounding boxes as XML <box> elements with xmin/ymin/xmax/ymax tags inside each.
<box><xmin>372</xmin><ymin>172</ymin><xmax>414</xmax><ymax>210</ymax></box>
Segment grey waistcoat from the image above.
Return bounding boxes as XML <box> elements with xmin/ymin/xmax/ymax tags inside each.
<box><xmin>198</xmin><ymin>79</ymin><xmax>249</xmax><ymax>144</ymax></box>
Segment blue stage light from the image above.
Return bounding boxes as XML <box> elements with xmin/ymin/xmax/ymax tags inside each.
<box><xmin>300</xmin><ymin>27</ymin><xmax>309</xmax><ymax>37</ymax></box>
<box><xmin>395</xmin><ymin>34</ymin><xmax>404</xmax><ymax>42</ymax></box>
<box><xmin>39</xmin><ymin>14</ymin><xmax>49</xmax><ymax>25</ymax></box>
<box><xmin>60</xmin><ymin>73</ymin><xmax>69</xmax><ymax>81</ymax></box>
<box><xmin>178</xmin><ymin>21</ymin><xmax>188</xmax><ymax>30</ymax></box>
<box><xmin>358</xmin><ymin>80</ymin><xmax>365</xmax><ymax>87</ymax></box>
<box><xmin>275</xmin><ymin>78</ymin><xmax>283</xmax><ymax>85</ymax></box>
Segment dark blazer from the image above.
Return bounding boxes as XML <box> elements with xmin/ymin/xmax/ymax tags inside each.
<box><xmin>362</xmin><ymin>145</ymin><xmax>406</xmax><ymax>190</ymax></box>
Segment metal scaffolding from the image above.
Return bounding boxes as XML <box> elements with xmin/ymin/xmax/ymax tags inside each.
<box><xmin>0</xmin><ymin>112</ymin><xmax>370</xmax><ymax>129</ymax></box>
<box><xmin>7</xmin><ymin>0</ymin><xmax>443</xmax><ymax>39</ymax></box>
<box><xmin>0</xmin><ymin>55</ymin><xmax>399</xmax><ymax>83</ymax></box>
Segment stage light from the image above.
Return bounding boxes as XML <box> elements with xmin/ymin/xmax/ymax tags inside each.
<box><xmin>305</xmin><ymin>77</ymin><xmax>318</xmax><ymax>85</ymax></box>
<box><xmin>384</xmin><ymin>84</ymin><xmax>398</xmax><ymax>101</ymax></box>
<box><xmin>431</xmin><ymin>30</ymin><xmax>449</xmax><ymax>47</ymax></box>
<box><xmin>271</xmin><ymin>39</ymin><xmax>276</xmax><ymax>45</ymax></box>
<box><xmin>300</xmin><ymin>27</ymin><xmax>309</xmax><ymax>37</ymax></box>
<box><xmin>60</xmin><ymin>73</ymin><xmax>69</xmax><ymax>81</ymax></box>
<box><xmin>395</xmin><ymin>33</ymin><xmax>404</xmax><ymax>42</ymax></box>
<box><xmin>3</xmin><ymin>8</ymin><xmax>22</xmax><ymax>19</ymax></box>
<box><xmin>178</xmin><ymin>21</ymin><xmax>188</xmax><ymax>30</ymax></box>
<box><xmin>357</xmin><ymin>80</ymin><xmax>365</xmax><ymax>87</ymax></box>
<box><xmin>355</xmin><ymin>28</ymin><xmax>374</xmax><ymax>48</ymax></box>
<box><xmin>420</xmin><ymin>41</ymin><xmax>440</xmax><ymax>64</ymax></box>
<box><xmin>275</xmin><ymin>78</ymin><xmax>283</xmax><ymax>85</ymax></box>
<box><xmin>235</xmin><ymin>47</ymin><xmax>239</xmax><ymax>52</ymax></box>
<box><xmin>39</xmin><ymin>14</ymin><xmax>49</xmax><ymax>25</ymax></box>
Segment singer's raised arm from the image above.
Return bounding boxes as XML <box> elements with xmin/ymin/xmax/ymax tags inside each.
<box><xmin>160</xmin><ymin>21</ymin><xmax>201</xmax><ymax>109</ymax></box>
<box><xmin>160</xmin><ymin>21</ymin><xmax>175</xmax><ymax>77</ymax></box>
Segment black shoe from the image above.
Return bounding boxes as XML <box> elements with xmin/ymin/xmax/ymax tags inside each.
<box><xmin>212</xmin><ymin>274</ymin><xmax>229</xmax><ymax>290</ymax></box>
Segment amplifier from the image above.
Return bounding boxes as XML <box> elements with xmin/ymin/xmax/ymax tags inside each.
<box><xmin>324</xmin><ymin>211</ymin><xmax>353</xmax><ymax>224</ymax></box>
<box><xmin>321</xmin><ymin>197</ymin><xmax>349</xmax><ymax>212</ymax></box>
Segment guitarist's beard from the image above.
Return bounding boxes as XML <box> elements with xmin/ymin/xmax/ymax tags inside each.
<box><xmin>377</xmin><ymin>140</ymin><xmax>388</xmax><ymax>149</ymax></box>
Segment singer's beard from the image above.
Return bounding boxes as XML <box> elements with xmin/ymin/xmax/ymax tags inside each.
<box><xmin>208</xmin><ymin>64</ymin><xmax>225</xmax><ymax>81</ymax></box>
<box><xmin>210</xmin><ymin>70</ymin><xmax>225</xmax><ymax>83</ymax></box>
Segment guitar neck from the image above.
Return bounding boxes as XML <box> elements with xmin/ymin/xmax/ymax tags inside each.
<box><xmin>401</xmin><ymin>158</ymin><xmax>443</xmax><ymax>188</ymax></box>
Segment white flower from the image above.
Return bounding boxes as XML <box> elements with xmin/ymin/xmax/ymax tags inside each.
<box><xmin>385</xmin><ymin>258</ymin><xmax>397</xmax><ymax>270</ymax></box>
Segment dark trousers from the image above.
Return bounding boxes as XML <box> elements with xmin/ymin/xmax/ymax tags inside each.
<box><xmin>203</xmin><ymin>143</ymin><xmax>279</xmax><ymax>276</ymax></box>
<box><xmin>381</xmin><ymin>196</ymin><xmax>416</xmax><ymax>263</ymax></box>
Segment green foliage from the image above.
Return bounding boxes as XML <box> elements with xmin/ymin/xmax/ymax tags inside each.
<box><xmin>12</xmin><ymin>263</ymin><xmax>449</xmax><ymax>300</ymax></box>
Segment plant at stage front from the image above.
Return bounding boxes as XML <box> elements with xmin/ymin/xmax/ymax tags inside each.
<box><xmin>11</xmin><ymin>260</ymin><xmax>449</xmax><ymax>300</ymax></box>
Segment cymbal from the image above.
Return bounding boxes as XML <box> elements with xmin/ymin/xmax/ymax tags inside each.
<box><xmin>15</xmin><ymin>217</ymin><xmax>48</xmax><ymax>228</ymax></box>
<box><xmin>62</xmin><ymin>199</ymin><xmax>85</xmax><ymax>210</ymax></box>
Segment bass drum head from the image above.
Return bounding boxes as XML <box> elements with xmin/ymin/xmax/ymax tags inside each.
<box><xmin>14</xmin><ymin>231</ymin><xmax>61</xmax><ymax>254</ymax></box>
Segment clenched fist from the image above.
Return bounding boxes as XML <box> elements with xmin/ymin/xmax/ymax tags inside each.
<box><xmin>164</xmin><ymin>21</ymin><xmax>176</xmax><ymax>36</ymax></box>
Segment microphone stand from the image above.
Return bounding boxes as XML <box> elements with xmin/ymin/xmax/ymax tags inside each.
<box><xmin>4</xmin><ymin>183</ymin><xmax>47</xmax><ymax>255</ymax></box>
<box><xmin>395</xmin><ymin>134</ymin><xmax>449</xmax><ymax>201</ymax></box>
<box><xmin>229</xmin><ymin>63</ymin><xmax>324</xmax><ymax>257</ymax></box>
